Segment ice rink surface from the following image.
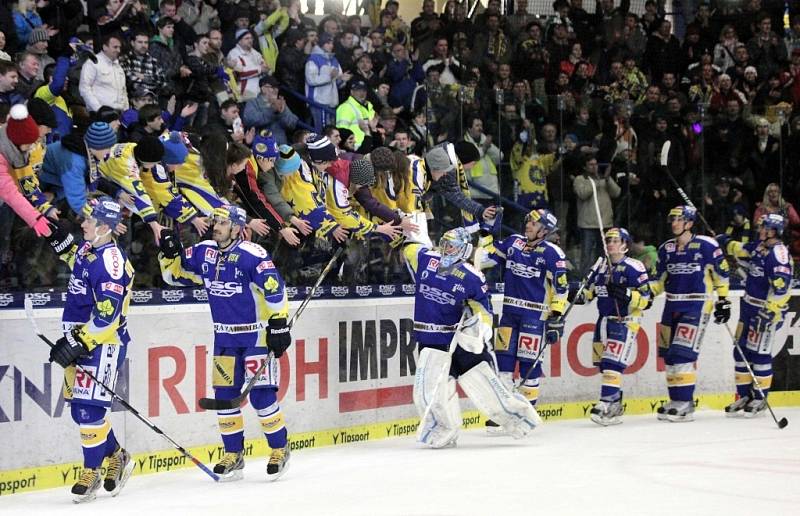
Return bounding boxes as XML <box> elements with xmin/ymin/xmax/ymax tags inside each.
<box><xmin>5</xmin><ymin>408</ymin><xmax>800</xmax><ymax>516</ymax></box>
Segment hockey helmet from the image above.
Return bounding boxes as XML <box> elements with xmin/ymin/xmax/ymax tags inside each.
<box><xmin>438</xmin><ymin>227</ymin><xmax>473</xmax><ymax>268</ymax></box>
<box><xmin>82</xmin><ymin>196</ymin><xmax>122</xmax><ymax>228</ymax></box>
<box><xmin>212</xmin><ymin>204</ymin><xmax>247</xmax><ymax>227</ymax></box>
<box><xmin>668</xmin><ymin>205</ymin><xmax>697</xmax><ymax>223</ymax></box>
<box><xmin>761</xmin><ymin>213</ymin><xmax>785</xmax><ymax>236</ymax></box>
<box><xmin>605</xmin><ymin>227</ymin><xmax>631</xmax><ymax>246</ymax></box>
<box><xmin>525</xmin><ymin>208</ymin><xmax>558</xmax><ymax>234</ymax></box>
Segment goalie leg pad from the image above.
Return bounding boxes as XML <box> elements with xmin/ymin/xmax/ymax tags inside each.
<box><xmin>458</xmin><ymin>361</ymin><xmax>541</xmax><ymax>439</ymax></box>
<box><xmin>414</xmin><ymin>346</ymin><xmax>461</xmax><ymax>448</ymax></box>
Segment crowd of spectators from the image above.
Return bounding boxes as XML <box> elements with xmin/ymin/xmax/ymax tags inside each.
<box><xmin>0</xmin><ymin>0</ymin><xmax>798</xmax><ymax>291</ymax></box>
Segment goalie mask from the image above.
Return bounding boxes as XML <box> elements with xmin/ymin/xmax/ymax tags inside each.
<box><xmin>438</xmin><ymin>227</ymin><xmax>473</xmax><ymax>268</ymax></box>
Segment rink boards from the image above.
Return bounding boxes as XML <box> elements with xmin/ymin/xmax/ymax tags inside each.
<box><xmin>1</xmin><ymin>291</ymin><xmax>799</xmax><ymax>495</ymax></box>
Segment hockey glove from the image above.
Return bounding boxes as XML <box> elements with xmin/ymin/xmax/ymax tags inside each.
<box><xmin>50</xmin><ymin>329</ymin><xmax>90</xmax><ymax>368</ymax></box>
<box><xmin>607</xmin><ymin>283</ymin><xmax>631</xmax><ymax>307</ymax></box>
<box><xmin>159</xmin><ymin>229</ymin><xmax>182</xmax><ymax>259</ymax></box>
<box><xmin>44</xmin><ymin>222</ymin><xmax>75</xmax><ymax>259</ymax></box>
<box><xmin>267</xmin><ymin>318</ymin><xmax>292</xmax><ymax>358</ymax></box>
<box><xmin>545</xmin><ymin>312</ymin><xmax>564</xmax><ymax>345</ymax></box>
<box><xmin>713</xmin><ymin>298</ymin><xmax>731</xmax><ymax>324</ymax></box>
<box><xmin>567</xmin><ymin>287</ymin><xmax>586</xmax><ymax>305</ymax></box>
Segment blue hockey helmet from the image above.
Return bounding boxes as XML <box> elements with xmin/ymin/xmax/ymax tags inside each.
<box><xmin>761</xmin><ymin>213</ymin><xmax>785</xmax><ymax>236</ymax></box>
<box><xmin>605</xmin><ymin>227</ymin><xmax>631</xmax><ymax>246</ymax></box>
<box><xmin>212</xmin><ymin>204</ymin><xmax>247</xmax><ymax>227</ymax></box>
<box><xmin>668</xmin><ymin>205</ymin><xmax>697</xmax><ymax>223</ymax></box>
<box><xmin>525</xmin><ymin>208</ymin><xmax>558</xmax><ymax>233</ymax></box>
<box><xmin>438</xmin><ymin>227</ymin><xmax>473</xmax><ymax>268</ymax></box>
<box><xmin>82</xmin><ymin>196</ymin><xmax>122</xmax><ymax>227</ymax></box>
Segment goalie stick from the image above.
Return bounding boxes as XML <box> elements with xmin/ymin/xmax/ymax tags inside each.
<box><xmin>198</xmin><ymin>247</ymin><xmax>344</xmax><ymax>411</ymax></box>
<box><xmin>24</xmin><ymin>298</ymin><xmax>220</xmax><ymax>482</ymax></box>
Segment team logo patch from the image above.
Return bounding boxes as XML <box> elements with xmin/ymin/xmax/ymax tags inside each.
<box><xmin>205</xmin><ymin>248</ymin><xmax>218</xmax><ymax>263</ymax></box>
<box><xmin>427</xmin><ymin>258</ymin><xmax>439</xmax><ymax>271</ymax></box>
<box><xmin>665</xmin><ymin>242</ymin><xmax>675</xmax><ymax>252</ymax></box>
<box><xmin>185</xmin><ymin>247</ymin><xmax>193</xmax><ymax>259</ymax></box>
<box><xmin>103</xmin><ymin>248</ymin><xmax>123</xmax><ymax>280</ymax></box>
<box><xmin>713</xmin><ymin>248</ymin><xmax>722</xmax><ymax>258</ymax></box>
<box><xmin>556</xmin><ymin>260</ymin><xmax>566</xmax><ymax>268</ymax></box>
<box><xmin>256</xmin><ymin>260</ymin><xmax>271</xmax><ymax>273</ymax></box>
<box><xmin>101</xmin><ymin>282</ymin><xmax>123</xmax><ymax>295</ymax></box>
<box><xmin>512</xmin><ymin>238</ymin><xmax>526</xmax><ymax>250</ymax></box>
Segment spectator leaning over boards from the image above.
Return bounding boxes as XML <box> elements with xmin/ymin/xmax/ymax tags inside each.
<box><xmin>0</xmin><ymin>104</ymin><xmax>52</xmax><ymax>237</ymax></box>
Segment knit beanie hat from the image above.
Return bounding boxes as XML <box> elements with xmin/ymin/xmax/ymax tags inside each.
<box><xmin>93</xmin><ymin>106</ymin><xmax>120</xmax><ymax>124</ymax></box>
<box><xmin>252</xmin><ymin>133</ymin><xmax>279</xmax><ymax>159</ymax></box>
<box><xmin>307</xmin><ymin>135</ymin><xmax>337</xmax><ymax>162</ymax></box>
<box><xmin>319</xmin><ymin>32</ymin><xmax>334</xmax><ymax>46</ymax></box>
<box><xmin>84</xmin><ymin>122</ymin><xmax>117</xmax><ymax>150</ymax></box>
<box><xmin>369</xmin><ymin>146</ymin><xmax>395</xmax><ymax>171</ymax></box>
<box><xmin>349</xmin><ymin>159</ymin><xmax>375</xmax><ymax>187</ymax></box>
<box><xmin>6</xmin><ymin>105</ymin><xmax>41</xmax><ymax>147</ymax></box>
<box><xmin>134</xmin><ymin>135</ymin><xmax>165</xmax><ymax>164</ymax></box>
<box><xmin>235</xmin><ymin>28</ymin><xmax>251</xmax><ymax>43</ymax></box>
<box><xmin>29</xmin><ymin>26</ymin><xmax>49</xmax><ymax>44</ymax></box>
<box><xmin>276</xmin><ymin>144</ymin><xmax>302</xmax><ymax>176</ymax></box>
<box><xmin>425</xmin><ymin>145</ymin><xmax>454</xmax><ymax>173</ymax></box>
<box><xmin>160</xmin><ymin>131</ymin><xmax>189</xmax><ymax>166</ymax></box>
<box><xmin>27</xmin><ymin>98</ymin><xmax>57</xmax><ymax>128</ymax></box>
<box><xmin>453</xmin><ymin>140</ymin><xmax>480</xmax><ymax>165</ymax></box>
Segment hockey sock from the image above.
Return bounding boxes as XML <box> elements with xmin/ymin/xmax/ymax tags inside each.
<box><xmin>103</xmin><ymin>428</ymin><xmax>120</xmax><ymax>458</ymax></box>
<box><xmin>665</xmin><ymin>362</ymin><xmax>696</xmax><ymax>402</ymax></box>
<box><xmin>71</xmin><ymin>403</ymin><xmax>113</xmax><ymax>468</ymax></box>
<box><xmin>734</xmin><ymin>363</ymin><xmax>751</xmax><ymax>399</ymax></box>
<box><xmin>519</xmin><ymin>379</ymin><xmax>539</xmax><ymax>406</ymax></box>
<box><xmin>250</xmin><ymin>388</ymin><xmax>287</xmax><ymax>449</ymax></box>
<box><xmin>599</xmin><ymin>369</ymin><xmax>623</xmax><ymax>403</ymax></box>
<box><xmin>217</xmin><ymin>408</ymin><xmax>245</xmax><ymax>452</ymax></box>
<box><xmin>519</xmin><ymin>361</ymin><xmax>542</xmax><ymax>406</ymax></box>
<box><xmin>751</xmin><ymin>357</ymin><xmax>773</xmax><ymax>400</ymax></box>
<box><xmin>258</xmin><ymin>405</ymin><xmax>288</xmax><ymax>449</ymax></box>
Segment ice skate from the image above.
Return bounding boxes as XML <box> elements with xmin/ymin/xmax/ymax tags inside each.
<box><xmin>590</xmin><ymin>399</ymin><xmax>623</xmax><ymax>426</ymax></box>
<box><xmin>71</xmin><ymin>468</ymin><xmax>101</xmax><ymax>504</ymax></box>
<box><xmin>266</xmin><ymin>444</ymin><xmax>290</xmax><ymax>481</ymax></box>
<box><xmin>213</xmin><ymin>451</ymin><xmax>244</xmax><ymax>481</ymax></box>
<box><xmin>666</xmin><ymin>401</ymin><xmax>695</xmax><ymax>422</ymax></box>
<box><xmin>104</xmin><ymin>446</ymin><xmax>134</xmax><ymax>496</ymax></box>
<box><xmin>724</xmin><ymin>396</ymin><xmax>750</xmax><ymax>418</ymax></box>
<box><xmin>485</xmin><ymin>419</ymin><xmax>507</xmax><ymax>435</ymax></box>
<box><xmin>743</xmin><ymin>398</ymin><xmax>767</xmax><ymax>418</ymax></box>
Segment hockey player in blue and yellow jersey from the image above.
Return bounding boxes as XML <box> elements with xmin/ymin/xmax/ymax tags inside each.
<box><xmin>158</xmin><ymin>204</ymin><xmax>292</xmax><ymax>481</ymax></box>
<box><xmin>43</xmin><ymin>196</ymin><xmax>135</xmax><ymax>502</ymax></box>
<box><xmin>650</xmin><ymin>206</ymin><xmax>731</xmax><ymax>422</ymax></box>
<box><xmin>403</xmin><ymin>227</ymin><xmax>539</xmax><ymax>448</ymax></box>
<box><xmin>480</xmin><ymin>209</ymin><xmax>569</xmax><ymax>416</ymax></box>
<box><xmin>578</xmin><ymin>228</ymin><xmax>651</xmax><ymax>425</ymax></box>
<box><xmin>719</xmin><ymin>214</ymin><xmax>793</xmax><ymax>417</ymax></box>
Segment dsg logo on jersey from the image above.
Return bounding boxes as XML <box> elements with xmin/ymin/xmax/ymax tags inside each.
<box><xmin>666</xmin><ymin>263</ymin><xmax>701</xmax><ymax>274</ymax></box>
<box><xmin>203</xmin><ymin>279</ymin><xmax>243</xmax><ymax>297</ymax></box>
<box><xmin>507</xmin><ymin>260</ymin><xmax>540</xmax><ymax>279</ymax></box>
<box><xmin>419</xmin><ymin>283</ymin><xmax>456</xmax><ymax>305</ymax></box>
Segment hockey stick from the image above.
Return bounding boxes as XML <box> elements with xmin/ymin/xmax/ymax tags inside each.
<box><xmin>198</xmin><ymin>246</ymin><xmax>345</xmax><ymax>411</ymax></box>
<box><xmin>518</xmin><ymin>257</ymin><xmax>604</xmax><ymax>385</ymax></box>
<box><xmin>722</xmin><ymin>323</ymin><xmax>788</xmax><ymax>429</ymax></box>
<box><xmin>659</xmin><ymin>141</ymin><xmax>715</xmax><ymax>236</ymax></box>
<box><xmin>24</xmin><ymin>299</ymin><xmax>221</xmax><ymax>482</ymax></box>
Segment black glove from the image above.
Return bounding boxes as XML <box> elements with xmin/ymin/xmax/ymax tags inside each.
<box><xmin>714</xmin><ymin>298</ymin><xmax>731</xmax><ymax>324</ymax></box>
<box><xmin>607</xmin><ymin>283</ymin><xmax>631</xmax><ymax>307</ymax></box>
<box><xmin>159</xmin><ymin>229</ymin><xmax>182</xmax><ymax>259</ymax></box>
<box><xmin>546</xmin><ymin>312</ymin><xmax>564</xmax><ymax>345</ymax></box>
<box><xmin>44</xmin><ymin>222</ymin><xmax>75</xmax><ymax>259</ymax></box>
<box><xmin>50</xmin><ymin>329</ymin><xmax>90</xmax><ymax>368</ymax></box>
<box><xmin>267</xmin><ymin>318</ymin><xmax>292</xmax><ymax>358</ymax></box>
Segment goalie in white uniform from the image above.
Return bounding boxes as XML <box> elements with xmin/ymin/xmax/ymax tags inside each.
<box><xmin>402</xmin><ymin>227</ymin><xmax>540</xmax><ymax>448</ymax></box>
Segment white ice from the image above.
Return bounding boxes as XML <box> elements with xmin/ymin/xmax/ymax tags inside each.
<box><xmin>5</xmin><ymin>409</ymin><xmax>800</xmax><ymax>516</ymax></box>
